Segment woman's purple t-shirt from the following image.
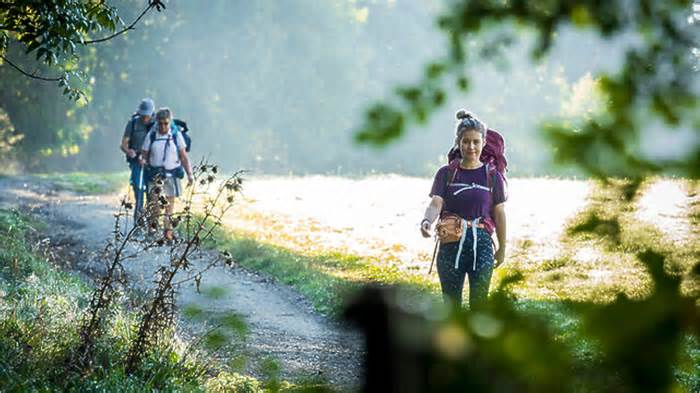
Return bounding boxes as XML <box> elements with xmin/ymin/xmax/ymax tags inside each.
<box><xmin>429</xmin><ymin>164</ymin><xmax>507</xmax><ymax>232</ymax></box>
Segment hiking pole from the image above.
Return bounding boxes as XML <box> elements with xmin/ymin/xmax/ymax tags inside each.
<box><xmin>135</xmin><ymin>163</ymin><xmax>145</xmax><ymax>230</ymax></box>
<box><xmin>124</xmin><ymin>183</ymin><xmax>130</xmax><ymax>238</ymax></box>
<box><xmin>428</xmin><ymin>238</ymin><xmax>440</xmax><ymax>275</ymax></box>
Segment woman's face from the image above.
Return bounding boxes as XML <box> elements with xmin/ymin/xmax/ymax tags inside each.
<box><xmin>459</xmin><ymin>129</ymin><xmax>484</xmax><ymax>162</ymax></box>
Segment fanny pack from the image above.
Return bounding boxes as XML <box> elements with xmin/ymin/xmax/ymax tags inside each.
<box><xmin>144</xmin><ymin>165</ymin><xmax>185</xmax><ymax>184</ymax></box>
<box><xmin>436</xmin><ymin>213</ymin><xmax>486</xmax><ymax>270</ymax></box>
<box><xmin>436</xmin><ymin>213</ymin><xmax>485</xmax><ymax>243</ymax></box>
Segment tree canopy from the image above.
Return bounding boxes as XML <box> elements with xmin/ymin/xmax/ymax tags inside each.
<box><xmin>356</xmin><ymin>0</ymin><xmax>700</xmax><ymax>180</ymax></box>
<box><xmin>0</xmin><ymin>0</ymin><xmax>164</xmax><ymax>99</ymax></box>
<box><xmin>1</xmin><ymin>1</ymin><xmax>697</xmax><ymax>178</ymax></box>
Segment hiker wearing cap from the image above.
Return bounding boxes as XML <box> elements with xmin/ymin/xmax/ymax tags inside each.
<box><xmin>140</xmin><ymin>107</ymin><xmax>193</xmax><ymax>240</ymax></box>
<box><xmin>120</xmin><ymin>98</ymin><xmax>155</xmax><ymax>223</ymax></box>
<box><xmin>420</xmin><ymin>110</ymin><xmax>508</xmax><ymax>309</ymax></box>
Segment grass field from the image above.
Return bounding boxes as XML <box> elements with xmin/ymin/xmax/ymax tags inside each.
<box><xmin>210</xmin><ymin>175</ymin><xmax>699</xmax><ymax>390</ymax></box>
<box><xmin>34</xmin><ymin>171</ymin><xmax>128</xmax><ymax>194</ymax></box>
<box><xmin>14</xmin><ymin>172</ymin><xmax>700</xmax><ymax>390</ymax></box>
<box><xmin>0</xmin><ymin>207</ymin><xmax>291</xmax><ymax>391</ymax></box>
<box><xmin>212</xmin><ymin>176</ymin><xmax>698</xmax><ymax>307</ymax></box>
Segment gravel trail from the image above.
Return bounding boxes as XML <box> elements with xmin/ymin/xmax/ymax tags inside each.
<box><xmin>0</xmin><ymin>177</ymin><xmax>363</xmax><ymax>388</ymax></box>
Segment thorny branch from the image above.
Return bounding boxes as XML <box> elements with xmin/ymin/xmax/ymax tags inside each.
<box><xmin>125</xmin><ymin>164</ymin><xmax>243</xmax><ymax>373</ymax></box>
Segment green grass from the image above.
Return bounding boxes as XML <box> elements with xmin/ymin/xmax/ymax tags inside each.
<box><xmin>502</xmin><ymin>178</ymin><xmax>699</xmax><ymax>303</ymax></box>
<box><xmin>0</xmin><ymin>208</ymin><xmax>282</xmax><ymax>392</ymax></box>
<box><xmin>209</xmin><ymin>177</ymin><xmax>699</xmax><ymax>391</ymax></box>
<box><xmin>502</xmin><ymin>178</ymin><xmax>700</xmax><ymax>391</ymax></box>
<box><xmin>33</xmin><ymin>171</ymin><xmax>128</xmax><ymax>194</ymax></box>
<box><xmin>212</xmin><ymin>231</ymin><xmax>440</xmax><ymax>317</ymax></box>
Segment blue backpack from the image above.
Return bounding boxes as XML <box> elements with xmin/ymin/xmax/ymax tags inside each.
<box><xmin>173</xmin><ymin>119</ymin><xmax>192</xmax><ymax>152</ymax></box>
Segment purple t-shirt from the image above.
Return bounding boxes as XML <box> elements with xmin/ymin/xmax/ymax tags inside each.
<box><xmin>430</xmin><ymin>164</ymin><xmax>507</xmax><ymax>232</ymax></box>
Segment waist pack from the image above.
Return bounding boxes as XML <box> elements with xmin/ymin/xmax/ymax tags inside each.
<box><xmin>436</xmin><ymin>213</ymin><xmax>463</xmax><ymax>243</ymax></box>
<box><xmin>436</xmin><ymin>213</ymin><xmax>485</xmax><ymax>244</ymax></box>
<box><xmin>144</xmin><ymin>165</ymin><xmax>185</xmax><ymax>184</ymax></box>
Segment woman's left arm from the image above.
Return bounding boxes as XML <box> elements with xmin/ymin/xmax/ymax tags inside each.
<box><xmin>493</xmin><ymin>202</ymin><xmax>506</xmax><ymax>267</ymax></box>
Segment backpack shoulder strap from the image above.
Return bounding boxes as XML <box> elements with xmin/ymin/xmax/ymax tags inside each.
<box><xmin>440</xmin><ymin>161</ymin><xmax>459</xmax><ymax>215</ymax></box>
<box><xmin>127</xmin><ymin>114</ymin><xmax>139</xmax><ymax>147</ymax></box>
<box><xmin>170</xmin><ymin>124</ymin><xmax>181</xmax><ymax>151</ymax></box>
<box><xmin>446</xmin><ymin>160</ymin><xmax>459</xmax><ymax>187</ymax></box>
<box><xmin>486</xmin><ymin>163</ymin><xmax>492</xmax><ymax>191</ymax></box>
<box><xmin>486</xmin><ymin>163</ymin><xmax>499</xmax><ymax>192</ymax></box>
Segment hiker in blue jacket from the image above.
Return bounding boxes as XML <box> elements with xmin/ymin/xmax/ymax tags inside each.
<box><xmin>120</xmin><ymin>98</ymin><xmax>155</xmax><ymax>224</ymax></box>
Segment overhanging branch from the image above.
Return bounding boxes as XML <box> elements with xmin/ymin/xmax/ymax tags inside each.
<box><xmin>0</xmin><ymin>54</ymin><xmax>62</xmax><ymax>81</ymax></box>
<box><xmin>83</xmin><ymin>0</ymin><xmax>165</xmax><ymax>45</ymax></box>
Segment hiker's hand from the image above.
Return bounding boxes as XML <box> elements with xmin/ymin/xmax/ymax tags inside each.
<box><xmin>420</xmin><ymin>219</ymin><xmax>431</xmax><ymax>238</ymax></box>
<box><xmin>494</xmin><ymin>247</ymin><xmax>505</xmax><ymax>268</ymax></box>
<box><xmin>127</xmin><ymin>149</ymin><xmax>137</xmax><ymax>158</ymax></box>
<box><xmin>186</xmin><ymin>175</ymin><xmax>193</xmax><ymax>187</ymax></box>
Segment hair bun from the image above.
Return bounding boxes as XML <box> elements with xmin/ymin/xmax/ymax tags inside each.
<box><xmin>455</xmin><ymin>109</ymin><xmax>471</xmax><ymax>120</ymax></box>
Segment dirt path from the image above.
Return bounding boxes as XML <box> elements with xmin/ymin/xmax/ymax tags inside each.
<box><xmin>0</xmin><ymin>177</ymin><xmax>363</xmax><ymax>388</ymax></box>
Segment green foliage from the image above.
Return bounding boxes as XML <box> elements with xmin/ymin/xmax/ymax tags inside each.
<box><xmin>205</xmin><ymin>371</ymin><xmax>263</xmax><ymax>393</ymax></box>
<box><xmin>354</xmin><ymin>249</ymin><xmax>698</xmax><ymax>392</ymax></box>
<box><xmin>0</xmin><ymin>207</ymin><xmax>267</xmax><ymax>391</ymax></box>
<box><xmin>568</xmin><ymin>212</ymin><xmax>622</xmax><ymax>244</ymax></box>
<box><xmin>0</xmin><ymin>1</ymin><xmax>164</xmax><ymax>169</ymax></box>
<box><xmin>214</xmin><ymin>231</ymin><xmax>440</xmax><ymax>316</ymax></box>
<box><xmin>576</xmin><ymin>250</ymin><xmax>697</xmax><ymax>391</ymax></box>
<box><xmin>0</xmin><ymin>1</ymin><xmax>450</xmax><ymax>174</ymax></box>
<box><xmin>356</xmin><ymin>0</ymin><xmax>700</xmax><ymax>180</ymax></box>
<box><xmin>0</xmin><ymin>212</ymin><xmax>88</xmax><ymax>390</ymax></box>
<box><xmin>218</xmin><ymin>312</ymin><xmax>249</xmax><ymax>338</ymax></box>
<box><xmin>0</xmin><ymin>0</ymin><xmax>122</xmax><ymax>98</ymax></box>
<box><xmin>0</xmin><ymin>1</ymin><xmax>610</xmax><ymax>174</ymax></box>
<box><xmin>183</xmin><ymin>306</ymin><xmax>249</xmax><ymax>351</ymax></box>
<box><xmin>0</xmin><ymin>106</ymin><xmax>22</xmax><ymax>163</ymax></box>
<box><xmin>34</xmin><ymin>171</ymin><xmax>127</xmax><ymax>194</ymax></box>
<box><xmin>0</xmin><ymin>0</ymin><xmax>165</xmax><ymax>100</ymax></box>
<box><xmin>202</xmin><ymin>285</ymin><xmax>228</xmax><ymax>300</ymax></box>
<box><xmin>259</xmin><ymin>356</ymin><xmax>283</xmax><ymax>392</ymax></box>
<box><xmin>212</xmin><ymin>178</ymin><xmax>700</xmax><ymax>390</ymax></box>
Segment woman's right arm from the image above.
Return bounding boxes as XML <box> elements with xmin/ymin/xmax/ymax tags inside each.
<box><xmin>420</xmin><ymin>195</ymin><xmax>443</xmax><ymax>237</ymax></box>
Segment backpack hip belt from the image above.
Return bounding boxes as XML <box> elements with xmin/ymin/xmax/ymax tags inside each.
<box><xmin>147</xmin><ymin>165</ymin><xmax>185</xmax><ymax>180</ymax></box>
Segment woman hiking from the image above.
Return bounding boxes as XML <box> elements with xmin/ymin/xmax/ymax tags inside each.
<box><xmin>420</xmin><ymin>110</ymin><xmax>507</xmax><ymax>309</ymax></box>
<box><xmin>140</xmin><ymin>107</ymin><xmax>194</xmax><ymax>240</ymax></box>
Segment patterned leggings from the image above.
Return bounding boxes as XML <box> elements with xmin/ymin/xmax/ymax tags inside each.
<box><xmin>436</xmin><ymin>228</ymin><xmax>494</xmax><ymax>309</ymax></box>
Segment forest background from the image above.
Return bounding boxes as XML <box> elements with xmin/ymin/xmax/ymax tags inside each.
<box><xmin>0</xmin><ymin>0</ymin><xmax>672</xmax><ymax>177</ymax></box>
